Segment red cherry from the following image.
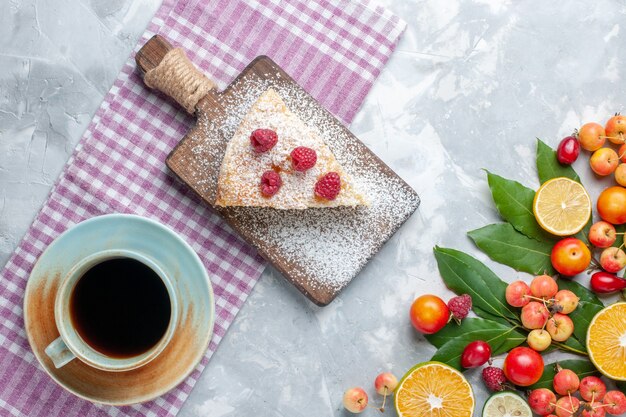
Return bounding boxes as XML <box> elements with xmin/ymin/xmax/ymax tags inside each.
<box><xmin>590</xmin><ymin>271</ymin><xmax>626</xmax><ymax>294</ymax></box>
<box><xmin>528</xmin><ymin>388</ymin><xmax>557</xmax><ymax>415</ymax></box>
<box><xmin>557</xmin><ymin>136</ymin><xmax>580</xmax><ymax>165</ymax></box>
<box><xmin>409</xmin><ymin>295</ymin><xmax>450</xmax><ymax>334</ymax></box>
<box><xmin>503</xmin><ymin>347</ymin><xmax>544</xmax><ymax>387</ymax></box>
<box><xmin>551</xmin><ymin>237</ymin><xmax>591</xmax><ymax>276</ymax></box>
<box><xmin>461</xmin><ymin>340</ymin><xmax>492</xmax><ymax>368</ymax></box>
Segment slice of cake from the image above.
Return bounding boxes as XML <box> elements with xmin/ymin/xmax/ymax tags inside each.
<box><xmin>215</xmin><ymin>89</ymin><xmax>368</xmax><ymax>209</ymax></box>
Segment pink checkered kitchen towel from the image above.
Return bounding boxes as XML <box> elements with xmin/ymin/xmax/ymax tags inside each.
<box><xmin>0</xmin><ymin>0</ymin><xmax>405</xmax><ymax>416</ymax></box>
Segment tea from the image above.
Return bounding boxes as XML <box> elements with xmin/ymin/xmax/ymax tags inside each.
<box><xmin>70</xmin><ymin>257</ymin><xmax>171</xmax><ymax>358</ymax></box>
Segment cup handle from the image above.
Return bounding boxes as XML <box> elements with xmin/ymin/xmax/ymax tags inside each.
<box><xmin>44</xmin><ymin>337</ymin><xmax>75</xmax><ymax>368</ymax></box>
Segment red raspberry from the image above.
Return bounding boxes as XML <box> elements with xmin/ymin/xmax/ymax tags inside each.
<box><xmin>250</xmin><ymin>129</ymin><xmax>278</xmax><ymax>153</ymax></box>
<box><xmin>482</xmin><ymin>367</ymin><xmax>507</xmax><ymax>392</ymax></box>
<box><xmin>260</xmin><ymin>170</ymin><xmax>282</xmax><ymax>196</ymax></box>
<box><xmin>448</xmin><ymin>294</ymin><xmax>472</xmax><ymax>323</ymax></box>
<box><xmin>291</xmin><ymin>146</ymin><xmax>317</xmax><ymax>171</ymax></box>
<box><xmin>314</xmin><ymin>172</ymin><xmax>341</xmax><ymax>201</ymax></box>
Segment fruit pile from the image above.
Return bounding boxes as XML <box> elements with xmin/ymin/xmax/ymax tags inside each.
<box><xmin>588</xmin><ymin>220</ymin><xmax>626</xmax><ymax>294</ymax></box>
<box><xmin>506</xmin><ymin>275</ymin><xmax>578</xmax><ymax>350</ymax></box>
<box><xmin>528</xmin><ymin>370</ymin><xmax>626</xmax><ymax>417</ymax></box>
<box><xmin>572</xmin><ymin>116</ymin><xmax>626</xmax><ymax>184</ymax></box>
<box><xmin>544</xmin><ymin>224</ymin><xmax>626</xmax><ymax>292</ymax></box>
<box><xmin>340</xmin><ymin>121</ymin><xmax>626</xmax><ymax>416</ymax></box>
<box><xmin>542</xmin><ymin>116</ymin><xmax>626</xmax><ymax>294</ymax></box>
<box><xmin>341</xmin><ymin>294</ymin><xmax>474</xmax><ymax>414</ymax></box>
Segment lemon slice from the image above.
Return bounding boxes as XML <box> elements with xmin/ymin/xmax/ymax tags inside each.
<box><xmin>587</xmin><ymin>302</ymin><xmax>626</xmax><ymax>381</ymax></box>
<box><xmin>533</xmin><ymin>177</ymin><xmax>591</xmax><ymax>236</ymax></box>
<box><xmin>482</xmin><ymin>391</ymin><xmax>532</xmax><ymax>417</ymax></box>
<box><xmin>394</xmin><ymin>361</ymin><xmax>474</xmax><ymax>417</ymax></box>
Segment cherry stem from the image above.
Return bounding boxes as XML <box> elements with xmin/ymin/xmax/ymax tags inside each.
<box><xmin>367</xmin><ymin>387</ymin><xmax>391</xmax><ymax>413</ymax></box>
<box><xmin>552</xmin><ymin>402</ymin><xmax>576</xmax><ymax>413</ymax></box>
<box><xmin>380</xmin><ymin>387</ymin><xmax>388</xmax><ymax>413</ymax></box>
<box><xmin>592</xmin><ymin>403</ymin><xmax>614</xmax><ymax>409</ymax></box>
<box><xmin>599</xmin><ymin>133</ymin><xmax>626</xmax><ymax>143</ymax></box>
<box><xmin>526</xmin><ymin>295</ymin><xmax>555</xmax><ymax>304</ymax></box>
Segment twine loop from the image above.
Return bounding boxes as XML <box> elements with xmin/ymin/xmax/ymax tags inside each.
<box><xmin>144</xmin><ymin>48</ymin><xmax>214</xmax><ymax>114</ymax></box>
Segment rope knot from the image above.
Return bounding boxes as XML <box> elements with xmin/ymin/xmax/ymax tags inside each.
<box><xmin>144</xmin><ymin>48</ymin><xmax>214</xmax><ymax>114</ymax></box>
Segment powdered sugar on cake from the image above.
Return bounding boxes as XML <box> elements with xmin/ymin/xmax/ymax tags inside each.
<box><xmin>214</xmin><ymin>89</ymin><xmax>368</xmax><ymax>208</ymax></box>
<box><xmin>179</xmin><ymin>73</ymin><xmax>420</xmax><ymax>292</ymax></box>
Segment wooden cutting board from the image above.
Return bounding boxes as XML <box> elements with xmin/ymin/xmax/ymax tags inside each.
<box><xmin>136</xmin><ymin>35</ymin><xmax>420</xmax><ymax>306</ymax></box>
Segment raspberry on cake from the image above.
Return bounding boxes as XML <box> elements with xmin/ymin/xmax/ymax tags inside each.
<box><xmin>291</xmin><ymin>146</ymin><xmax>317</xmax><ymax>171</ymax></box>
<box><xmin>250</xmin><ymin>129</ymin><xmax>278</xmax><ymax>153</ymax></box>
<box><xmin>315</xmin><ymin>172</ymin><xmax>341</xmax><ymax>200</ymax></box>
<box><xmin>215</xmin><ymin>88</ymin><xmax>368</xmax><ymax>209</ymax></box>
<box><xmin>260</xmin><ymin>170</ymin><xmax>282</xmax><ymax>197</ymax></box>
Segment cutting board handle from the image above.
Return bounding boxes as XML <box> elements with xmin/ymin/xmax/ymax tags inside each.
<box><xmin>135</xmin><ymin>35</ymin><xmax>215</xmax><ymax>114</ymax></box>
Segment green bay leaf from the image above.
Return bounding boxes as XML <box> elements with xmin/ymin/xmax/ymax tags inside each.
<box><xmin>553</xmin><ymin>335</ymin><xmax>588</xmax><ymax>355</ymax></box>
<box><xmin>426</xmin><ymin>318</ymin><xmax>518</xmax><ymax>348</ymax></box>
<box><xmin>536</xmin><ymin>138</ymin><xmax>581</xmax><ymax>184</ymax></box>
<box><xmin>574</xmin><ymin>218</ymin><xmax>592</xmax><ymax>246</ymax></box>
<box><xmin>433</xmin><ymin>247</ymin><xmax>520</xmax><ymax>325</ymax></box>
<box><xmin>468</xmin><ymin>223</ymin><xmax>555</xmax><ymax>275</ymax></box>
<box><xmin>486</xmin><ymin>171</ymin><xmax>554</xmax><ymax>241</ymax></box>
<box><xmin>471</xmin><ymin>306</ymin><xmax>514</xmax><ymax>326</ymax></box>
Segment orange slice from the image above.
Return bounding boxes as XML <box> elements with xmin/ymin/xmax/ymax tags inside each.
<box><xmin>587</xmin><ymin>302</ymin><xmax>626</xmax><ymax>381</ymax></box>
<box><xmin>394</xmin><ymin>361</ymin><xmax>474</xmax><ymax>417</ymax></box>
<box><xmin>533</xmin><ymin>177</ymin><xmax>591</xmax><ymax>236</ymax></box>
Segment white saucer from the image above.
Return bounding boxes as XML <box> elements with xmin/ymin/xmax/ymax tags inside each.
<box><xmin>23</xmin><ymin>214</ymin><xmax>215</xmax><ymax>405</ymax></box>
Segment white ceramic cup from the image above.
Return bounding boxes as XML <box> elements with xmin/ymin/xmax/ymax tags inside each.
<box><xmin>44</xmin><ymin>249</ymin><xmax>179</xmax><ymax>371</ymax></box>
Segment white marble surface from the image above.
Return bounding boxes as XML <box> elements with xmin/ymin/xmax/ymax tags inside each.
<box><xmin>2</xmin><ymin>0</ymin><xmax>626</xmax><ymax>416</ymax></box>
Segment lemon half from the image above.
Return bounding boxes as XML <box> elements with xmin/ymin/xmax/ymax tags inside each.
<box><xmin>533</xmin><ymin>177</ymin><xmax>591</xmax><ymax>236</ymax></box>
